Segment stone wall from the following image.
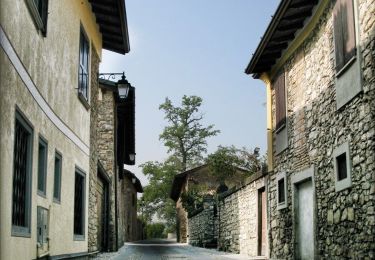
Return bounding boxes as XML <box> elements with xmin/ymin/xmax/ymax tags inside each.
<box><xmin>218</xmin><ymin>173</ymin><xmax>267</xmax><ymax>257</ymax></box>
<box><xmin>268</xmin><ymin>0</ymin><xmax>375</xmax><ymax>258</ymax></box>
<box><xmin>176</xmin><ymin>198</ymin><xmax>188</xmax><ymax>243</ymax></box>
<box><xmin>121</xmin><ymin>175</ymin><xmax>139</xmax><ymax>242</ymax></box>
<box><xmin>88</xmin><ymin>83</ymin><xmax>118</xmax><ymax>252</ymax></box>
<box><xmin>88</xmin><ymin>45</ymin><xmax>100</xmax><ymax>252</ymax></box>
<box><xmin>188</xmin><ymin>197</ymin><xmax>217</xmax><ymax>248</ymax></box>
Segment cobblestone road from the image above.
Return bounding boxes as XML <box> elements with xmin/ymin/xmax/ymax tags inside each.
<box><xmin>93</xmin><ymin>239</ymin><xmax>252</xmax><ymax>260</ymax></box>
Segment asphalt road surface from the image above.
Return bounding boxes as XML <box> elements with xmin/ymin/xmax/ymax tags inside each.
<box><xmin>95</xmin><ymin>239</ymin><xmax>251</xmax><ymax>260</ymax></box>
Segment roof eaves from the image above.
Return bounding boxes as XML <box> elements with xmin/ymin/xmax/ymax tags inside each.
<box><xmin>245</xmin><ymin>0</ymin><xmax>292</xmax><ymax>77</ymax></box>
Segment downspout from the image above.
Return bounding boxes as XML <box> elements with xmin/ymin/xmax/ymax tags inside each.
<box><xmin>260</xmin><ymin>73</ymin><xmax>273</xmax><ymax>171</ymax></box>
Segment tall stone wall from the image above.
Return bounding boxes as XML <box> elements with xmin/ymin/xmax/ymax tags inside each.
<box><xmin>218</xmin><ymin>173</ymin><xmax>267</xmax><ymax>257</ymax></box>
<box><xmin>188</xmin><ymin>198</ymin><xmax>217</xmax><ymax>248</ymax></box>
<box><xmin>218</xmin><ymin>191</ymin><xmax>240</xmax><ymax>253</ymax></box>
<box><xmin>88</xmin><ymin>46</ymin><xmax>100</xmax><ymax>252</ymax></box>
<box><xmin>268</xmin><ymin>0</ymin><xmax>375</xmax><ymax>258</ymax></box>
<box><xmin>121</xmin><ymin>176</ymin><xmax>139</xmax><ymax>242</ymax></box>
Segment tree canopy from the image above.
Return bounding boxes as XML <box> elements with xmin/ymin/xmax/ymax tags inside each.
<box><xmin>140</xmin><ymin>95</ymin><xmax>219</xmax><ymax>231</ymax></box>
<box><xmin>159</xmin><ymin>95</ymin><xmax>220</xmax><ymax>171</ymax></box>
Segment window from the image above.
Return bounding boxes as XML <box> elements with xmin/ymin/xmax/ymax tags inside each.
<box><xmin>336</xmin><ymin>153</ymin><xmax>347</xmax><ymax>181</ymax></box>
<box><xmin>333</xmin><ymin>0</ymin><xmax>356</xmax><ymax>74</ymax></box>
<box><xmin>37</xmin><ymin>137</ymin><xmax>48</xmax><ymax>196</ymax></box>
<box><xmin>274</xmin><ymin>72</ymin><xmax>286</xmax><ymax>131</ymax></box>
<box><xmin>12</xmin><ymin>111</ymin><xmax>33</xmax><ymax>236</ymax></box>
<box><xmin>78</xmin><ymin>27</ymin><xmax>90</xmax><ymax>101</ymax></box>
<box><xmin>333</xmin><ymin>142</ymin><xmax>352</xmax><ymax>192</ymax></box>
<box><xmin>74</xmin><ymin>168</ymin><xmax>86</xmax><ymax>239</ymax></box>
<box><xmin>26</xmin><ymin>0</ymin><xmax>48</xmax><ymax>36</ymax></box>
<box><xmin>276</xmin><ymin>172</ymin><xmax>287</xmax><ymax>210</ymax></box>
<box><xmin>53</xmin><ymin>152</ymin><xmax>62</xmax><ymax>202</ymax></box>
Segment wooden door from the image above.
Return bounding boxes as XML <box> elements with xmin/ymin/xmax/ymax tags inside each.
<box><xmin>96</xmin><ymin>176</ymin><xmax>105</xmax><ymax>251</ymax></box>
<box><xmin>258</xmin><ymin>188</ymin><xmax>267</xmax><ymax>256</ymax></box>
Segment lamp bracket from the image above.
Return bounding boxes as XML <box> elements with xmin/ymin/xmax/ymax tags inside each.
<box><xmin>98</xmin><ymin>72</ymin><xmax>126</xmax><ymax>81</ymax></box>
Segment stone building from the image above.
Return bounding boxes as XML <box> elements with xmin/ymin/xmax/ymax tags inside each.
<box><xmin>90</xmin><ymin>77</ymin><xmax>139</xmax><ymax>251</ymax></box>
<box><xmin>0</xmin><ymin>0</ymin><xmax>130</xmax><ymax>259</ymax></box>
<box><xmin>170</xmin><ymin>164</ymin><xmax>248</xmax><ymax>243</ymax></box>
<box><xmin>121</xmin><ymin>170</ymin><xmax>143</xmax><ymax>242</ymax></box>
<box><xmin>245</xmin><ymin>0</ymin><xmax>375</xmax><ymax>258</ymax></box>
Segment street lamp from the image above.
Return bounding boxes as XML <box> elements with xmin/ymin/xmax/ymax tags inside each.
<box><xmin>98</xmin><ymin>72</ymin><xmax>132</xmax><ymax>99</ymax></box>
<box><xmin>117</xmin><ymin>72</ymin><xmax>131</xmax><ymax>99</ymax></box>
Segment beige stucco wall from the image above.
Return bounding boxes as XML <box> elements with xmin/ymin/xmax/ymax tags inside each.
<box><xmin>0</xmin><ymin>0</ymin><xmax>103</xmax><ymax>259</ymax></box>
<box><xmin>0</xmin><ymin>0</ymin><xmax>102</xmax><ymax>144</ymax></box>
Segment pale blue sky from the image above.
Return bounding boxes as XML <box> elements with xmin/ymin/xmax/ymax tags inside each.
<box><xmin>100</xmin><ymin>0</ymin><xmax>280</xmax><ymax>184</ymax></box>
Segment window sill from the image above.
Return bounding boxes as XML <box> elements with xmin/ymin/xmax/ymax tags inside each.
<box><xmin>53</xmin><ymin>198</ymin><xmax>61</xmax><ymax>204</ymax></box>
<box><xmin>12</xmin><ymin>227</ymin><xmax>31</xmax><ymax>238</ymax></box>
<box><xmin>275</xmin><ymin>123</ymin><xmax>286</xmax><ymax>134</ymax></box>
<box><xmin>37</xmin><ymin>190</ymin><xmax>47</xmax><ymax>198</ymax></box>
<box><xmin>73</xmin><ymin>234</ymin><xmax>85</xmax><ymax>241</ymax></box>
<box><xmin>336</xmin><ymin>56</ymin><xmax>356</xmax><ymax>78</ymax></box>
<box><xmin>78</xmin><ymin>92</ymin><xmax>90</xmax><ymax>110</ymax></box>
<box><xmin>277</xmin><ymin>202</ymin><xmax>287</xmax><ymax>210</ymax></box>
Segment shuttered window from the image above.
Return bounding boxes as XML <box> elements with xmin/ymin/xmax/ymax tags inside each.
<box><xmin>274</xmin><ymin>72</ymin><xmax>286</xmax><ymax>130</ymax></box>
<box><xmin>333</xmin><ymin>0</ymin><xmax>356</xmax><ymax>73</ymax></box>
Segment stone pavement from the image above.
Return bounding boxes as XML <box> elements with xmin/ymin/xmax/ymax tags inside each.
<box><xmin>92</xmin><ymin>239</ymin><xmax>255</xmax><ymax>260</ymax></box>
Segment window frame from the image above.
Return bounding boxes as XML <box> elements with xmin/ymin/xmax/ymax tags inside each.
<box><xmin>12</xmin><ymin>109</ymin><xmax>34</xmax><ymax>237</ymax></box>
<box><xmin>276</xmin><ymin>172</ymin><xmax>288</xmax><ymax>210</ymax></box>
<box><xmin>53</xmin><ymin>150</ymin><xmax>62</xmax><ymax>203</ymax></box>
<box><xmin>78</xmin><ymin>25</ymin><xmax>90</xmax><ymax>107</ymax></box>
<box><xmin>25</xmin><ymin>0</ymin><xmax>49</xmax><ymax>36</ymax></box>
<box><xmin>333</xmin><ymin>142</ymin><xmax>352</xmax><ymax>192</ymax></box>
<box><xmin>37</xmin><ymin>136</ymin><xmax>48</xmax><ymax>197</ymax></box>
<box><xmin>73</xmin><ymin>166</ymin><xmax>86</xmax><ymax>240</ymax></box>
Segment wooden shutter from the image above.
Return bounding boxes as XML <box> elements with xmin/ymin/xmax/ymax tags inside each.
<box><xmin>343</xmin><ymin>0</ymin><xmax>356</xmax><ymax>63</ymax></box>
<box><xmin>333</xmin><ymin>0</ymin><xmax>356</xmax><ymax>72</ymax></box>
<box><xmin>275</xmin><ymin>73</ymin><xmax>286</xmax><ymax>130</ymax></box>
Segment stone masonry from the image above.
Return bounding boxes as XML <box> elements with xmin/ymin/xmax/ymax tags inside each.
<box><xmin>186</xmin><ymin>172</ymin><xmax>267</xmax><ymax>258</ymax></box>
<box><xmin>97</xmin><ymin>84</ymin><xmax>117</xmax><ymax>250</ymax></box>
<box><xmin>218</xmin><ymin>173</ymin><xmax>267</xmax><ymax>257</ymax></box>
<box><xmin>188</xmin><ymin>197</ymin><xmax>217</xmax><ymax>248</ymax></box>
<box><xmin>88</xmin><ymin>45</ymin><xmax>101</xmax><ymax>252</ymax></box>
<box><xmin>268</xmin><ymin>0</ymin><xmax>375</xmax><ymax>258</ymax></box>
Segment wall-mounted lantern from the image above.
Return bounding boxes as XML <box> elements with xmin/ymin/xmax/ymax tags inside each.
<box><xmin>98</xmin><ymin>72</ymin><xmax>132</xmax><ymax>99</ymax></box>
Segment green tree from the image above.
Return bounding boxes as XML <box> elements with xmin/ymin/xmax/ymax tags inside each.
<box><xmin>146</xmin><ymin>223</ymin><xmax>166</xmax><ymax>239</ymax></box>
<box><xmin>140</xmin><ymin>157</ymin><xmax>180</xmax><ymax>227</ymax></box>
<box><xmin>139</xmin><ymin>95</ymin><xmax>220</xmax><ymax>231</ymax></box>
<box><xmin>159</xmin><ymin>95</ymin><xmax>220</xmax><ymax>171</ymax></box>
<box><xmin>206</xmin><ymin>145</ymin><xmax>264</xmax><ymax>184</ymax></box>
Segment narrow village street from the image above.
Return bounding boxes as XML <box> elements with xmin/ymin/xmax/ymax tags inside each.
<box><xmin>95</xmin><ymin>239</ymin><xmax>250</xmax><ymax>260</ymax></box>
<box><xmin>1</xmin><ymin>0</ymin><xmax>374</xmax><ymax>259</ymax></box>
